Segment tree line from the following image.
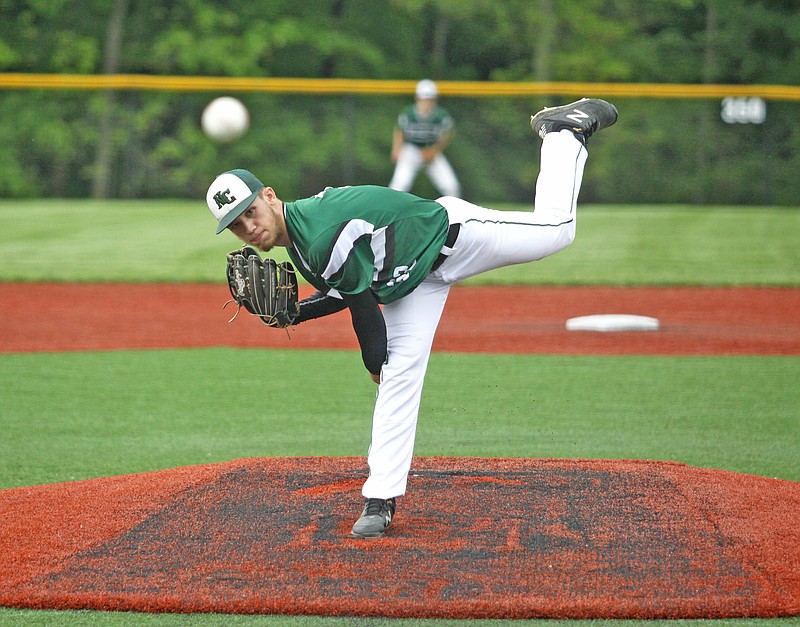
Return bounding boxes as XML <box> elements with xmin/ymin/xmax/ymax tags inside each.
<box><xmin>1</xmin><ymin>0</ymin><xmax>798</xmax><ymax>205</ymax></box>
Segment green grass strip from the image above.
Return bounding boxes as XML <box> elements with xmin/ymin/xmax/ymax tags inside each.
<box><xmin>2</xmin><ymin>349</ymin><xmax>797</xmax><ymax>489</ymax></box>
<box><xmin>3</xmin><ymin>608</ymin><xmax>800</xmax><ymax>626</ymax></box>
<box><xmin>1</xmin><ymin>200</ymin><xmax>798</xmax><ymax>285</ymax></box>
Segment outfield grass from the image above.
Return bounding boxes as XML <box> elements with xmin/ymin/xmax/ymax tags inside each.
<box><xmin>0</xmin><ymin>200</ymin><xmax>798</xmax><ymax>285</ymax></box>
<box><xmin>2</xmin><ymin>349</ymin><xmax>797</xmax><ymax>489</ymax></box>
<box><xmin>6</xmin><ymin>612</ymin><xmax>799</xmax><ymax>627</ymax></box>
<box><xmin>1</xmin><ymin>201</ymin><xmax>798</xmax><ymax>626</ymax></box>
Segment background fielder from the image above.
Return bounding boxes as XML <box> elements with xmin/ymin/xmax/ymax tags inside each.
<box><xmin>206</xmin><ymin>98</ymin><xmax>618</xmax><ymax>538</ymax></box>
<box><xmin>389</xmin><ymin>79</ymin><xmax>461</xmax><ymax>198</ymax></box>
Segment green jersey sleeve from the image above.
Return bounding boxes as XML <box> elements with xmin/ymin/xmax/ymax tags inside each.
<box><xmin>284</xmin><ymin>186</ymin><xmax>449</xmax><ymax>304</ymax></box>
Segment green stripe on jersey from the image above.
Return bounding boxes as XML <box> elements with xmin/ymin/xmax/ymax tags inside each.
<box><xmin>284</xmin><ymin>186</ymin><xmax>449</xmax><ymax>304</ymax></box>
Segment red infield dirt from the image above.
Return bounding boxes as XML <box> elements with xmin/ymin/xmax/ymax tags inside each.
<box><xmin>1</xmin><ymin>283</ymin><xmax>799</xmax><ymax>619</ymax></box>
<box><xmin>0</xmin><ymin>457</ymin><xmax>798</xmax><ymax>619</ymax></box>
<box><xmin>2</xmin><ymin>283</ymin><xmax>800</xmax><ymax>355</ymax></box>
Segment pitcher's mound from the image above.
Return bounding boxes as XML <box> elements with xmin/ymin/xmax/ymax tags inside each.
<box><xmin>0</xmin><ymin>457</ymin><xmax>798</xmax><ymax>619</ymax></box>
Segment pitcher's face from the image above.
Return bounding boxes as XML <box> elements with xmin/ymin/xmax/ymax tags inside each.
<box><xmin>227</xmin><ymin>188</ymin><xmax>285</xmax><ymax>252</ymax></box>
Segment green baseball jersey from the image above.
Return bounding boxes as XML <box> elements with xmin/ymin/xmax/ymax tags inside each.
<box><xmin>284</xmin><ymin>186</ymin><xmax>449</xmax><ymax>304</ymax></box>
<box><xmin>397</xmin><ymin>104</ymin><xmax>454</xmax><ymax>147</ymax></box>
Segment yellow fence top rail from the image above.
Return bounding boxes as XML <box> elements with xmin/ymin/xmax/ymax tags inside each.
<box><xmin>1</xmin><ymin>73</ymin><xmax>799</xmax><ymax>100</ymax></box>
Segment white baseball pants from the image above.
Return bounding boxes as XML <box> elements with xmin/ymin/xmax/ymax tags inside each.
<box><xmin>389</xmin><ymin>143</ymin><xmax>461</xmax><ymax>198</ymax></box>
<box><xmin>363</xmin><ymin>130</ymin><xmax>588</xmax><ymax>498</ymax></box>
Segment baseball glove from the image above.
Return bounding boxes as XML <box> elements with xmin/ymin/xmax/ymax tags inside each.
<box><xmin>225</xmin><ymin>247</ymin><xmax>299</xmax><ymax>328</ymax></box>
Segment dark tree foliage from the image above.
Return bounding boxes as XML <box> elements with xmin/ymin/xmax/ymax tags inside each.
<box><xmin>0</xmin><ymin>0</ymin><xmax>797</xmax><ymax>204</ymax></box>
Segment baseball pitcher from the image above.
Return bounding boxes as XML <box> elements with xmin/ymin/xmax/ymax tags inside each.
<box><xmin>206</xmin><ymin>98</ymin><xmax>618</xmax><ymax>538</ymax></box>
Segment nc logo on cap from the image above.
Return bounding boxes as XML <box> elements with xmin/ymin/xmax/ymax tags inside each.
<box><xmin>212</xmin><ymin>189</ymin><xmax>237</xmax><ymax>209</ymax></box>
<box><xmin>206</xmin><ymin>169</ymin><xmax>264</xmax><ymax>234</ymax></box>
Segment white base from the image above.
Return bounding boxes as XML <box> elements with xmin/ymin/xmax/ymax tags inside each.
<box><xmin>566</xmin><ymin>314</ymin><xmax>660</xmax><ymax>332</ymax></box>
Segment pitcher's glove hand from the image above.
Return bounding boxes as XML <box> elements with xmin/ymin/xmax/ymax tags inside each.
<box><xmin>225</xmin><ymin>247</ymin><xmax>299</xmax><ymax>328</ymax></box>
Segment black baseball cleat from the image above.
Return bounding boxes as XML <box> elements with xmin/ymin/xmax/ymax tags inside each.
<box><xmin>530</xmin><ymin>98</ymin><xmax>618</xmax><ymax>144</ymax></box>
<box><xmin>351</xmin><ymin>497</ymin><xmax>396</xmax><ymax>538</ymax></box>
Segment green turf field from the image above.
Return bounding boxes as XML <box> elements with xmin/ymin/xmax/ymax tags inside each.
<box><xmin>1</xmin><ymin>201</ymin><xmax>799</xmax><ymax>626</ymax></box>
<box><xmin>1</xmin><ymin>201</ymin><xmax>799</xmax><ymax>285</ymax></box>
<box><xmin>6</xmin><ymin>613</ymin><xmax>799</xmax><ymax>627</ymax></box>
<box><xmin>2</xmin><ymin>349</ymin><xmax>797</xmax><ymax>489</ymax></box>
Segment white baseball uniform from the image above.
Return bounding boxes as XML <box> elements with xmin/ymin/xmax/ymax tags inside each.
<box><xmin>389</xmin><ymin>101</ymin><xmax>461</xmax><ymax>198</ymax></box>
<box><xmin>365</xmin><ymin>129</ymin><xmax>586</xmax><ymax>497</ymax></box>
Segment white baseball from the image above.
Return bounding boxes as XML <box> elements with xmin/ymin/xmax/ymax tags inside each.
<box><xmin>201</xmin><ymin>97</ymin><xmax>250</xmax><ymax>143</ymax></box>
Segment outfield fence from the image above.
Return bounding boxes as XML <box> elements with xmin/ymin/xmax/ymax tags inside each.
<box><xmin>2</xmin><ymin>74</ymin><xmax>800</xmax><ymax>100</ymax></box>
<box><xmin>1</xmin><ymin>75</ymin><xmax>798</xmax><ymax>205</ymax></box>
